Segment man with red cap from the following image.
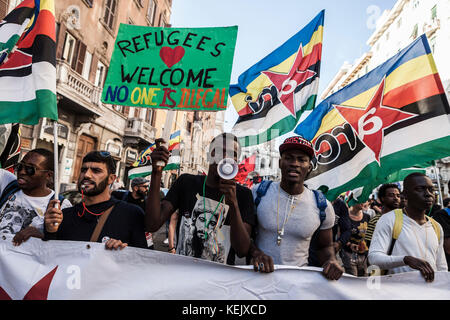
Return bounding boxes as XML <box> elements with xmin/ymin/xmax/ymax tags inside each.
<box><xmin>249</xmin><ymin>136</ymin><xmax>344</xmax><ymax>280</ymax></box>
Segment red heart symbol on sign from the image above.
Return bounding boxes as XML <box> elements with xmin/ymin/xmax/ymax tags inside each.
<box><xmin>159</xmin><ymin>46</ymin><xmax>185</xmax><ymax>68</ymax></box>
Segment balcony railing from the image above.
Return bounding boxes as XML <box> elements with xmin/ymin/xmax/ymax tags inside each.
<box><xmin>56</xmin><ymin>59</ymin><xmax>102</xmax><ymax>117</ymax></box>
<box><xmin>124</xmin><ymin>118</ymin><xmax>157</xmax><ymax>145</ymax></box>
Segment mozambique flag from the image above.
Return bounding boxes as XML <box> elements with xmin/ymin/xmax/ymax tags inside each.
<box><xmin>230</xmin><ymin>10</ymin><xmax>324</xmax><ymax>147</ymax></box>
<box><xmin>0</xmin><ymin>0</ymin><xmax>57</xmax><ymax>125</ymax></box>
<box><xmin>295</xmin><ymin>34</ymin><xmax>450</xmax><ymax>202</ymax></box>
<box><xmin>129</xmin><ymin>130</ymin><xmax>182</xmax><ymax>179</ymax></box>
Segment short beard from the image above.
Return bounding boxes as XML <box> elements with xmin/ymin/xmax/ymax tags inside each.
<box><xmin>137</xmin><ymin>190</ymin><xmax>147</xmax><ymax>199</ymax></box>
<box><xmin>79</xmin><ymin>176</ymin><xmax>109</xmax><ymax>197</ymax></box>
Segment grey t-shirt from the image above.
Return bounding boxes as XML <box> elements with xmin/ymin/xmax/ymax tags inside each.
<box><xmin>252</xmin><ymin>182</ymin><xmax>335</xmax><ymax>267</ymax></box>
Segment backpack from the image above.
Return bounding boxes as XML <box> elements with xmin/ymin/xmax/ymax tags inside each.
<box><xmin>372</xmin><ymin>208</ymin><xmax>441</xmax><ymax>276</ymax></box>
<box><xmin>254</xmin><ymin>180</ymin><xmax>328</xmax><ymax>267</ymax></box>
<box><xmin>255</xmin><ymin>180</ymin><xmax>327</xmax><ymax>225</ymax></box>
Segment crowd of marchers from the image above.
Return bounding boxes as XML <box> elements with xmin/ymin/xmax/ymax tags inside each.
<box><xmin>0</xmin><ymin>133</ymin><xmax>448</xmax><ymax>283</ymax></box>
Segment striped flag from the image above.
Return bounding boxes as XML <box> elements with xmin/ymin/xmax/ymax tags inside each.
<box><xmin>230</xmin><ymin>10</ymin><xmax>324</xmax><ymax>147</ymax></box>
<box><xmin>129</xmin><ymin>130</ymin><xmax>181</xmax><ymax>179</ymax></box>
<box><xmin>295</xmin><ymin>34</ymin><xmax>450</xmax><ymax>202</ymax></box>
<box><xmin>0</xmin><ymin>0</ymin><xmax>57</xmax><ymax>125</ymax></box>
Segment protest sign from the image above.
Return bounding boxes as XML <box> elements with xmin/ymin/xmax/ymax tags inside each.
<box><xmin>101</xmin><ymin>25</ymin><xmax>237</xmax><ymax>112</ymax></box>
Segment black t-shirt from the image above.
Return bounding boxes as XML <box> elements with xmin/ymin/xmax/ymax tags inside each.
<box><xmin>344</xmin><ymin>213</ymin><xmax>371</xmax><ymax>254</ymax></box>
<box><xmin>164</xmin><ymin>174</ymin><xmax>256</xmax><ymax>263</ymax></box>
<box><xmin>112</xmin><ymin>190</ymin><xmax>146</xmax><ymax>212</ymax></box>
<box><xmin>44</xmin><ymin>198</ymin><xmax>147</xmax><ymax>249</ymax></box>
<box><xmin>432</xmin><ymin>208</ymin><xmax>450</xmax><ymax>270</ymax></box>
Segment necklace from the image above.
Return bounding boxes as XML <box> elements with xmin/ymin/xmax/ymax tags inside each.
<box><xmin>403</xmin><ymin>208</ymin><xmax>428</xmax><ymax>261</ymax></box>
<box><xmin>276</xmin><ymin>184</ymin><xmax>299</xmax><ymax>246</ymax></box>
<box><xmin>202</xmin><ymin>176</ymin><xmax>224</xmax><ymax>241</ymax></box>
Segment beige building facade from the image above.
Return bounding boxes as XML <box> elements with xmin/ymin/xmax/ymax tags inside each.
<box><xmin>2</xmin><ymin>0</ymin><xmax>227</xmax><ymax>190</ymax></box>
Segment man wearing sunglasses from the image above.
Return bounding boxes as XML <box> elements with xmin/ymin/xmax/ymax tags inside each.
<box><xmin>44</xmin><ymin>151</ymin><xmax>147</xmax><ymax>250</ymax></box>
<box><xmin>0</xmin><ymin>149</ymin><xmax>71</xmax><ymax>245</ymax></box>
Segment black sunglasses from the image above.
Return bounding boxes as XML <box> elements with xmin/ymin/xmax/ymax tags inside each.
<box><xmin>14</xmin><ymin>162</ymin><xmax>50</xmax><ymax>176</ymax></box>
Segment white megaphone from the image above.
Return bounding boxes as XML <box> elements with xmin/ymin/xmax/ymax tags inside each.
<box><xmin>217</xmin><ymin>158</ymin><xmax>239</xmax><ymax>180</ymax></box>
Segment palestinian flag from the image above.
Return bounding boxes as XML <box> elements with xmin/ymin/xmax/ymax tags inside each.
<box><xmin>0</xmin><ymin>0</ymin><xmax>57</xmax><ymax>125</ymax></box>
<box><xmin>230</xmin><ymin>10</ymin><xmax>323</xmax><ymax>147</ymax></box>
<box><xmin>129</xmin><ymin>131</ymin><xmax>181</xmax><ymax>179</ymax></box>
<box><xmin>295</xmin><ymin>34</ymin><xmax>450</xmax><ymax>202</ymax></box>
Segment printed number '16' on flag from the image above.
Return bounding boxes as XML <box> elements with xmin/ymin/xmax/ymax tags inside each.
<box><xmin>0</xmin><ymin>0</ymin><xmax>57</xmax><ymax>125</ymax></box>
<box><xmin>230</xmin><ymin>10</ymin><xmax>324</xmax><ymax>147</ymax></box>
<box><xmin>295</xmin><ymin>34</ymin><xmax>450</xmax><ymax>202</ymax></box>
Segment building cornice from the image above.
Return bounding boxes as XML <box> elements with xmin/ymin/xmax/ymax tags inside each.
<box><xmin>367</xmin><ymin>0</ymin><xmax>409</xmax><ymax>47</ymax></box>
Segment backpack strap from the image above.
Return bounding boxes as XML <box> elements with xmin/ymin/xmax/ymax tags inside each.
<box><xmin>426</xmin><ymin>216</ymin><xmax>441</xmax><ymax>242</ymax></box>
<box><xmin>0</xmin><ymin>179</ymin><xmax>20</xmax><ymax>210</ymax></box>
<box><xmin>90</xmin><ymin>205</ymin><xmax>115</xmax><ymax>242</ymax></box>
<box><xmin>255</xmin><ymin>180</ymin><xmax>273</xmax><ymax>208</ymax></box>
<box><xmin>387</xmin><ymin>209</ymin><xmax>404</xmax><ymax>255</ymax></box>
<box><xmin>312</xmin><ymin>189</ymin><xmax>327</xmax><ymax>226</ymax></box>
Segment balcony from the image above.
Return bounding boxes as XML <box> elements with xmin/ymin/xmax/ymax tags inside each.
<box><xmin>124</xmin><ymin>118</ymin><xmax>157</xmax><ymax>148</ymax></box>
<box><xmin>56</xmin><ymin>59</ymin><xmax>103</xmax><ymax>122</ymax></box>
<box><xmin>423</xmin><ymin>18</ymin><xmax>440</xmax><ymax>38</ymax></box>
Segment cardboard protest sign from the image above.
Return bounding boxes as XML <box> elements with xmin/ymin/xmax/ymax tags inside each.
<box><xmin>101</xmin><ymin>24</ymin><xmax>238</xmax><ymax>111</ymax></box>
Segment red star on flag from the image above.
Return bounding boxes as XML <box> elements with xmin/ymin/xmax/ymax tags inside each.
<box><xmin>262</xmin><ymin>44</ymin><xmax>316</xmax><ymax>117</ymax></box>
<box><xmin>334</xmin><ymin>77</ymin><xmax>417</xmax><ymax>163</ymax></box>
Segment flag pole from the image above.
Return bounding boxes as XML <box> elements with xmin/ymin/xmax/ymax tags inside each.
<box><xmin>156</xmin><ymin>109</ymin><xmax>176</xmax><ymax>166</ymax></box>
<box><xmin>433</xmin><ymin>163</ymin><xmax>443</xmax><ymax>206</ymax></box>
<box><xmin>53</xmin><ymin>120</ymin><xmax>59</xmax><ymax>200</ymax></box>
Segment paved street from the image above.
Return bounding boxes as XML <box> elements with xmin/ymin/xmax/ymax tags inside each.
<box><xmin>152</xmin><ymin>224</ymin><xmax>169</xmax><ymax>252</ymax></box>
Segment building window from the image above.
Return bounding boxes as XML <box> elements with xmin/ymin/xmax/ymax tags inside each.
<box><xmin>413</xmin><ymin>0</ymin><xmax>419</xmax><ymax>9</ymax></box>
<box><xmin>386</xmin><ymin>32</ymin><xmax>389</xmax><ymax>41</ymax></box>
<box><xmin>81</xmin><ymin>51</ymin><xmax>92</xmax><ymax>81</ymax></box>
<box><xmin>431</xmin><ymin>5</ymin><xmax>437</xmax><ymax>20</ymax></box>
<box><xmin>145</xmin><ymin>109</ymin><xmax>153</xmax><ymax>123</ymax></box>
<box><xmin>95</xmin><ymin>61</ymin><xmax>107</xmax><ymax>87</ymax></box>
<box><xmin>430</xmin><ymin>36</ymin><xmax>436</xmax><ymax>54</ymax></box>
<box><xmin>159</xmin><ymin>11</ymin><xmax>166</xmax><ymax>27</ymax></box>
<box><xmin>113</xmin><ymin>105</ymin><xmax>123</xmax><ymax>113</ymax></box>
<box><xmin>411</xmin><ymin>24</ymin><xmax>418</xmax><ymax>39</ymax></box>
<box><xmin>147</xmin><ymin>0</ymin><xmax>156</xmax><ymax>25</ymax></box>
<box><xmin>83</xmin><ymin>0</ymin><xmax>93</xmax><ymax>8</ymax></box>
<box><xmin>62</xmin><ymin>32</ymin><xmax>76</xmax><ymax>63</ymax></box>
<box><xmin>103</xmin><ymin>0</ymin><xmax>117</xmax><ymax>30</ymax></box>
<box><xmin>62</xmin><ymin>33</ymin><xmax>87</xmax><ymax>76</ymax></box>
<box><xmin>397</xmin><ymin>17</ymin><xmax>402</xmax><ymax>29</ymax></box>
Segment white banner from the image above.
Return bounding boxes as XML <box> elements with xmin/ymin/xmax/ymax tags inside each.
<box><xmin>0</xmin><ymin>235</ymin><xmax>449</xmax><ymax>300</ymax></box>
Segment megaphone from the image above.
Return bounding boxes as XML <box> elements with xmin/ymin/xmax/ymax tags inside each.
<box><xmin>217</xmin><ymin>158</ymin><xmax>239</xmax><ymax>180</ymax></box>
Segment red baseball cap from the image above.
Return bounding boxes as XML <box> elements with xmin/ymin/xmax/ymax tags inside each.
<box><xmin>279</xmin><ymin>136</ymin><xmax>315</xmax><ymax>159</ymax></box>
